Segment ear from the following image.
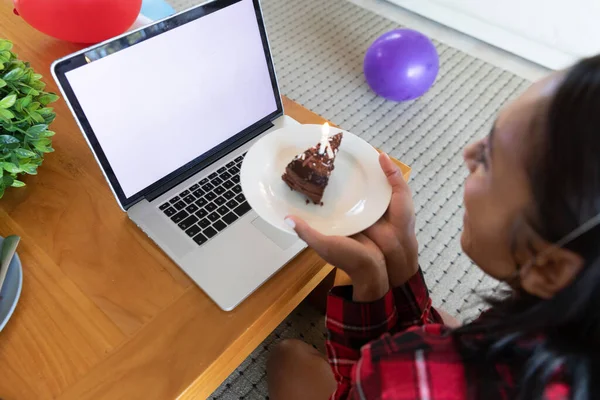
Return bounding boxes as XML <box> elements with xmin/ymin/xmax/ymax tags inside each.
<box><xmin>520</xmin><ymin>244</ymin><xmax>584</xmax><ymax>299</ymax></box>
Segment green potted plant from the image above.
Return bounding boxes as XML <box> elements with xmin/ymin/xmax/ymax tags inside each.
<box><xmin>0</xmin><ymin>39</ymin><xmax>59</xmax><ymax>198</ymax></box>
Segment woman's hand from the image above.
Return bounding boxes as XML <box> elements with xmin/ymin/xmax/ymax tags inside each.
<box><xmin>284</xmin><ymin>153</ymin><xmax>418</xmax><ymax>300</ymax></box>
<box><xmin>284</xmin><ymin>217</ymin><xmax>389</xmax><ymax>302</ymax></box>
<box><xmin>363</xmin><ymin>153</ymin><xmax>419</xmax><ymax>288</ymax></box>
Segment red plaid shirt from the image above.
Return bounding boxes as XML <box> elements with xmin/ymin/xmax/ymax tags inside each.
<box><xmin>325</xmin><ymin>269</ymin><xmax>570</xmax><ymax>400</ymax></box>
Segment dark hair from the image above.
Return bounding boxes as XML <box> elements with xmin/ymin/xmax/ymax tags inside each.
<box><xmin>454</xmin><ymin>55</ymin><xmax>600</xmax><ymax>400</ymax></box>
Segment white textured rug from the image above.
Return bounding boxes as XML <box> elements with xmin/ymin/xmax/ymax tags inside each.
<box><xmin>166</xmin><ymin>0</ymin><xmax>530</xmax><ymax>398</ymax></box>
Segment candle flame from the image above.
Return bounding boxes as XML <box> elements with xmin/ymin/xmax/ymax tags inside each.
<box><xmin>319</xmin><ymin>122</ymin><xmax>330</xmax><ymax>155</ymax></box>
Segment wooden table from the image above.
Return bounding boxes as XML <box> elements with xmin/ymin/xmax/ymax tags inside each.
<box><xmin>0</xmin><ymin>5</ymin><xmax>411</xmax><ymax>400</ymax></box>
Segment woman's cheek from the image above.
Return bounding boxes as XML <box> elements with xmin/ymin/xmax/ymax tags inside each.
<box><xmin>462</xmin><ymin>175</ymin><xmax>516</xmax><ymax>279</ymax></box>
<box><xmin>461</xmin><ymin>175</ymin><xmax>486</xmax><ymax>259</ymax></box>
<box><xmin>463</xmin><ymin>175</ymin><xmax>482</xmax><ymax>214</ymax></box>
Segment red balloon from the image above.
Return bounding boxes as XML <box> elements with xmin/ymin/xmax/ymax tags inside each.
<box><xmin>14</xmin><ymin>0</ymin><xmax>143</xmax><ymax>44</ymax></box>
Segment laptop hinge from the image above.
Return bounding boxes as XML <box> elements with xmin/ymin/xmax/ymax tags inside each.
<box><xmin>143</xmin><ymin>120</ymin><xmax>275</xmax><ymax>204</ymax></box>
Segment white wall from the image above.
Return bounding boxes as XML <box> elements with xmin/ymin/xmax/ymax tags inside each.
<box><xmin>385</xmin><ymin>0</ymin><xmax>600</xmax><ymax>69</ymax></box>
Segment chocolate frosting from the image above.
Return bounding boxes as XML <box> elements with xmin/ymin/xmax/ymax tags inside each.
<box><xmin>281</xmin><ymin>132</ymin><xmax>343</xmax><ymax>203</ymax></box>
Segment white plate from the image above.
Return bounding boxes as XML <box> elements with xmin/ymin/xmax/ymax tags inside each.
<box><xmin>241</xmin><ymin>124</ymin><xmax>391</xmax><ymax>236</ymax></box>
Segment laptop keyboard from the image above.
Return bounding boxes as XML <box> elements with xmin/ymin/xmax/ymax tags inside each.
<box><xmin>158</xmin><ymin>153</ymin><xmax>250</xmax><ymax>245</ymax></box>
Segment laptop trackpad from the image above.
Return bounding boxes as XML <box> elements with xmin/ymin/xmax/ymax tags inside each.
<box><xmin>251</xmin><ymin>217</ymin><xmax>298</xmax><ymax>250</ymax></box>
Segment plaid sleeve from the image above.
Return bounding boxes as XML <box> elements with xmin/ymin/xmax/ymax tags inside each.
<box><xmin>393</xmin><ymin>268</ymin><xmax>443</xmax><ymax>330</ymax></box>
<box><xmin>325</xmin><ymin>286</ymin><xmax>397</xmax><ymax>400</ymax></box>
<box><xmin>353</xmin><ymin>324</ymin><xmax>467</xmax><ymax>400</ymax></box>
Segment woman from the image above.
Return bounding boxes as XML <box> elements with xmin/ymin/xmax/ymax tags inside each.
<box><xmin>267</xmin><ymin>54</ymin><xmax>600</xmax><ymax>399</ymax></box>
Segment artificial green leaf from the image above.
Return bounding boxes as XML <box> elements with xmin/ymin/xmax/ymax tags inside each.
<box><xmin>0</xmin><ymin>108</ymin><xmax>14</xmax><ymax>120</ymax></box>
<box><xmin>0</xmin><ymin>51</ymin><xmax>12</xmax><ymax>63</ymax></box>
<box><xmin>30</xmin><ymin>80</ymin><xmax>45</xmax><ymax>90</ymax></box>
<box><xmin>26</xmin><ymin>124</ymin><xmax>48</xmax><ymax>137</ymax></box>
<box><xmin>33</xmin><ymin>138</ymin><xmax>51</xmax><ymax>146</ymax></box>
<box><xmin>32</xmin><ymin>73</ymin><xmax>42</xmax><ymax>80</ymax></box>
<box><xmin>0</xmin><ymin>41</ymin><xmax>12</xmax><ymax>51</ymax></box>
<box><xmin>30</xmin><ymin>111</ymin><xmax>44</xmax><ymax>123</ymax></box>
<box><xmin>3</xmin><ymin>67</ymin><xmax>23</xmax><ymax>81</ymax></box>
<box><xmin>3</xmin><ymin>142</ymin><xmax>19</xmax><ymax>151</ymax></box>
<box><xmin>38</xmin><ymin>107</ymin><xmax>54</xmax><ymax>116</ymax></box>
<box><xmin>0</xmin><ymin>134</ymin><xmax>19</xmax><ymax>144</ymax></box>
<box><xmin>18</xmin><ymin>83</ymin><xmax>37</xmax><ymax>95</ymax></box>
<box><xmin>0</xmin><ymin>93</ymin><xmax>17</xmax><ymax>108</ymax></box>
<box><xmin>1</xmin><ymin>162</ymin><xmax>21</xmax><ymax>173</ymax></box>
<box><xmin>19</xmin><ymin>95</ymin><xmax>32</xmax><ymax>108</ymax></box>
<box><xmin>0</xmin><ymin>78</ymin><xmax>6</xmax><ymax>88</ymax></box>
<box><xmin>43</xmin><ymin>114</ymin><xmax>56</xmax><ymax>124</ymax></box>
<box><xmin>39</xmin><ymin>130</ymin><xmax>55</xmax><ymax>137</ymax></box>
<box><xmin>27</xmin><ymin>102</ymin><xmax>40</xmax><ymax>111</ymax></box>
<box><xmin>1</xmin><ymin>124</ymin><xmax>17</xmax><ymax>132</ymax></box>
<box><xmin>14</xmin><ymin>148</ymin><xmax>36</xmax><ymax>158</ymax></box>
<box><xmin>0</xmin><ymin>120</ymin><xmax>17</xmax><ymax>132</ymax></box>
<box><xmin>15</xmin><ymin>95</ymin><xmax>30</xmax><ymax>113</ymax></box>
<box><xmin>38</xmin><ymin>93</ymin><xmax>59</xmax><ymax>105</ymax></box>
<box><xmin>20</xmin><ymin>163</ymin><xmax>38</xmax><ymax>174</ymax></box>
<box><xmin>33</xmin><ymin>143</ymin><xmax>51</xmax><ymax>153</ymax></box>
<box><xmin>2</xmin><ymin>174</ymin><xmax>14</xmax><ymax>187</ymax></box>
<box><xmin>0</xmin><ymin>63</ymin><xmax>4</xmax><ymax>71</ymax></box>
<box><xmin>11</xmin><ymin>179</ymin><xmax>25</xmax><ymax>187</ymax></box>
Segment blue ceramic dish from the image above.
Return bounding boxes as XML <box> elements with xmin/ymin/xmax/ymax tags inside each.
<box><xmin>0</xmin><ymin>236</ymin><xmax>23</xmax><ymax>332</ymax></box>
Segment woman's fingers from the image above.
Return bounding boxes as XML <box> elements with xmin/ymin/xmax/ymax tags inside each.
<box><xmin>285</xmin><ymin>216</ymin><xmax>372</xmax><ymax>273</ymax></box>
<box><xmin>285</xmin><ymin>216</ymin><xmax>333</xmax><ymax>257</ymax></box>
<box><xmin>363</xmin><ymin>218</ymin><xmax>394</xmax><ymax>250</ymax></box>
<box><xmin>350</xmin><ymin>232</ymin><xmax>371</xmax><ymax>246</ymax></box>
<box><xmin>364</xmin><ymin>218</ymin><xmax>386</xmax><ymax>236</ymax></box>
<box><xmin>286</xmin><ymin>216</ymin><xmax>389</xmax><ymax>300</ymax></box>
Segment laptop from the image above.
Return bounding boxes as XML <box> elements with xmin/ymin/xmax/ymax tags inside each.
<box><xmin>51</xmin><ymin>0</ymin><xmax>306</xmax><ymax>311</ymax></box>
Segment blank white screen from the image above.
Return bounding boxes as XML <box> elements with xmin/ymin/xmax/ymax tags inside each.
<box><xmin>66</xmin><ymin>0</ymin><xmax>277</xmax><ymax>197</ymax></box>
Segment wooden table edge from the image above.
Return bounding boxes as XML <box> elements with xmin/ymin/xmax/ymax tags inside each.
<box><xmin>177</xmin><ymin>264</ymin><xmax>335</xmax><ymax>399</ymax></box>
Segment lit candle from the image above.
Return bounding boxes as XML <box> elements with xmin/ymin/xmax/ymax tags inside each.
<box><xmin>319</xmin><ymin>122</ymin><xmax>330</xmax><ymax>155</ymax></box>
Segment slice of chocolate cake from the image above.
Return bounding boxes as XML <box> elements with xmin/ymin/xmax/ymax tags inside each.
<box><xmin>282</xmin><ymin>132</ymin><xmax>343</xmax><ymax>204</ymax></box>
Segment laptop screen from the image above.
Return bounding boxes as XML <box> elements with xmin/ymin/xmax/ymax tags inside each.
<box><xmin>54</xmin><ymin>0</ymin><xmax>280</xmax><ymax>205</ymax></box>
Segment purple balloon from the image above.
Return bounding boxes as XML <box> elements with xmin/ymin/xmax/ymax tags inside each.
<box><xmin>364</xmin><ymin>29</ymin><xmax>439</xmax><ymax>102</ymax></box>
